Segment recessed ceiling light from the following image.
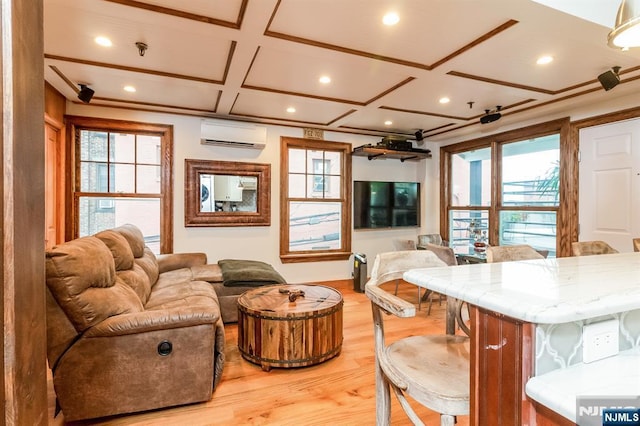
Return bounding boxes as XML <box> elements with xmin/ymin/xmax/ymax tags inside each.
<box><xmin>319</xmin><ymin>75</ymin><xmax>331</xmax><ymax>84</ymax></box>
<box><xmin>382</xmin><ymin>12</ymin><xmax>400</xmax><ymax>26</ymax></box>
<box><xmin>536</xmin><ymin>55</ymin><xmax>554</xmax><ymax>65</ymax></box>
<box><xmin>95</xmin><ymin>36</ymin><xmax>112</xmax><ymax>47</ymax></box>
<box><xmin>123</xmin><ymin>85</ymin><xmax>136</xmax><ymax>93</ymax></box>
<box><xmin>286</xmin><ymin>107</ymin><xmax>296</xmax><ymax>113</ymax></box>
<box><xmin>384</xmin><ymin>120</ymin><xmax>393</xmax><ymax>126</ymax></box>
<box><xmin>439</xmin><ymin>97</ymin><xmax>450</xmax><ymax>104</ymax></box>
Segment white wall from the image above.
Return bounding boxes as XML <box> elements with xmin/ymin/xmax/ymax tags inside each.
<box><xmin>66</xmin><ymin>104</ymin><xmax>439</xmax><ymax>283</ymax></box>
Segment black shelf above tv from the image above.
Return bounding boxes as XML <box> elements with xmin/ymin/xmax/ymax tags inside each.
<box><xmin>351</xmin><ymin>145</ymin><xmax>431</xmax><ymax>162</ymax></box>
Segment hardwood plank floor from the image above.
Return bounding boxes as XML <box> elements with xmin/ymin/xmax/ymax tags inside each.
<box><xmin>48</xmin><ymin>280</ymin><xmax>470</xmax><ymax>425</ymax></box>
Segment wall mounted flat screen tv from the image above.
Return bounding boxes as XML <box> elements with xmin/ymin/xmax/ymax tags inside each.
<box><xmin>353</xmin><ymin>180</ymin><xmax>420</xmax><ymax>229</ymax></box>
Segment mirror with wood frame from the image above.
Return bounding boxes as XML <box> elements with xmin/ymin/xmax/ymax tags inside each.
<box><xmin>184</xmin><ymin>159</ymin><xmax>270</xmax><ymax>227</ymax></box>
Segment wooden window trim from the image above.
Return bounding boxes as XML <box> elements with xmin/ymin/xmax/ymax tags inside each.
<box><xmin>279</xmin><ymin>136</ymin><xmax>352</xmax><ymax>263</ymax></box>
<box><xmin>65</xmin><ymin>116</ymin><xmax>174</xmax><ymax>253</ymax></box>
<box><xmin>440</xmin><ymin>118</ymin><xmax>572</xmax><ymax>257</ymax></box>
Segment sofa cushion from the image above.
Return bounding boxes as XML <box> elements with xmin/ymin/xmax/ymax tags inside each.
<box><xmin>113</xmin><ymin>224</ymin><xmax>146</xmax><ymax>258</ymax></box>
<box><xmin>145</xmin><ymin>280</ymin><xmax>219</xmax><ymax>311</ymax></box>
<box><xmin>117</xmin><ymin>264</ymin><xmax>153</xmax><ymax>304</ymax></box>
<box><xmin>135</xmin><ymin>247</ymin><xmax>160</xmax><ymax>286</ymax></box>
<box><xmin>95</xmin><ymin>229</ymin><xmax>134</xmax><ymax>271</ymax></box>
<box><xmin>46</xmin><ymin>236</ymin><xmax>144</xmax><ymax>332</ymax></box>
<box><xmin>191</xmin><ymin>264</ymin><xmax>223</xmax><ymax>282</ymax></box>
<box><xmin>154</xmin><ymin>267</ymin><xmax>194</xmax><ymax>290</ymax></box>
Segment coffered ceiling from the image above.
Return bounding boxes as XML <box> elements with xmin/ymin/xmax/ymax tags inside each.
<box><xmin>44</xmin><ymin>0</ymin><xmax>640</xmax><ymax>142</ymax></box>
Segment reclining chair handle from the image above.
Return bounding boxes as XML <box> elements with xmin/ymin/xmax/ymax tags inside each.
<box><xmin>157</xmin><ymin>340</ymin><xmax>173</xmax><ymax>356</ymax></box>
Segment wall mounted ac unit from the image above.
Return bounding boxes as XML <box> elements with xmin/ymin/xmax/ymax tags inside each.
<box><xmin>200</xmin><ymin>119</ymin><xmax>267</xmax><ymax>150</ymax></box>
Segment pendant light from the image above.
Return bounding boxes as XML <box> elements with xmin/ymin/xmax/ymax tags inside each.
<box><xmin>608</xmin><ymin>0</ymin><xmax>640</xmax><ymax>48</ymax></box>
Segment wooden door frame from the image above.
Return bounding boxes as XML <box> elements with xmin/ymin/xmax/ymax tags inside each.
<box><xmin>44</xmin><ymin>120</ymin><xmax>65</xmax><ymax>248</ymax></box>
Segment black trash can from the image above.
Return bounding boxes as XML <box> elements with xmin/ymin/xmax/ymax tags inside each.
<box><xmin>352</xmin><ymin>253</ymin><xmax>367</xmax><ymax>293</ymax></box>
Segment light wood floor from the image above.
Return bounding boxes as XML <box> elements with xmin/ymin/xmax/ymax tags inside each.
<box><xmin>48</xmin><ymin>280</ymin><xmax>470</xmax><ymax>425</ymax></box>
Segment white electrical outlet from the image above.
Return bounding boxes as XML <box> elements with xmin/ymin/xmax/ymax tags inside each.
<box><xmin>582</xmin><ymin>319</ymin><xmax>619</xmax><ymax>364</ymax></box>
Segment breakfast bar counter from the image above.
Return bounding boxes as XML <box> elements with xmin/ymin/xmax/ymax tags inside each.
<box><xmin>403</xmin><ymin>252</ymin><xmax>640</xmax><ymax>425</ymax></box>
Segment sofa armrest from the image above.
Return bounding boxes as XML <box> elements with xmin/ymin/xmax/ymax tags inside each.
<box><xmin>156</xmin><ymin>252</ymin><xmax>207</xmax><ymax>273</ymax></box>
<box><xmin>84</xmin><ymin>307</ymin><xmax>219</xmax><ymax>337</ymax></box>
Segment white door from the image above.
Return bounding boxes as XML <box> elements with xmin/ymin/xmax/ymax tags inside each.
<box><xmin>579</xmin><ymin>119</ymin><xmax>640</xmax><ymax>252</ymax></box>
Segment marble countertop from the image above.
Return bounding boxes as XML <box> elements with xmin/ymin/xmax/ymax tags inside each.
<box><xmin>403</xmin><ymin>252</ymin><xmax>640</xmax><ymax>324</ymax></box>
<box><xmin>525</xmin><ymin>349</ymin><xmax>640</xmax><ymax>422</ymax></box>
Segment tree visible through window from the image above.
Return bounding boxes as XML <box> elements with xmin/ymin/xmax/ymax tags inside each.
<box><xmin>67</xmin><ymin>117</ymin><xmax>173</xmax><ymax>253</ymax></box>
<box><xmin>280</xmin><ymin>137</ymin><xmax>351</xmax><ymax>263</ymax></box>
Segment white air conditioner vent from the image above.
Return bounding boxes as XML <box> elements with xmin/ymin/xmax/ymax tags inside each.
<box><xmin>200</xmin><ymin>119</ymin><xmax>266</xmax><ymax>150</ymax></box>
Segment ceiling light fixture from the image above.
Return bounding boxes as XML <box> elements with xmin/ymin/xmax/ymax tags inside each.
<box><xmin>95</xmin><ymin>36</ymin><xmax>112</xmax><ymax>47</ymax></box>
<box><xmin>384</xmin><ymin>120</ymin><xmax>392</xmax><ymax>126</ymax></box>
<box><xmin>77</xmin><ymin>84</ymin><xmax>95</xmax><ymax>104</ymax></box>
<box><xmin>382</xmin><ymin>12</ymin><xmax>400</xmax><ymax>26</ymax></box>
<box><xmin>608</xmin><ymin>0</ymin><xmax>640</xmax><ymax>48</ymax></box>
<box><xmin>124</xmin><ymin>85</ymin><xmax>136</xmax><ymax>93</ymax></box>
<box><xmin>480</xmin><ymin>106</ymin><xmax>502</xmax><ymax>124</ymax></box>
<box><xmin>536</xmin><ymin>55</ymin><xmax>553</xmax><ymax>65</ymax></box>
<box><xmin>439</xmin><ymin>97</ymin><xmax>450</xmax><ymax>104</ymax></box>
<box><xmin>286</xmin><ymin>107</ymin><xmax>296</xmax><ymax>113</ymax></box>
<box><xmin>135</xmin><ymin>41</ymin><xmax>148</xmax><ymax>56</ymax></box>
<box><xmin>597</xmin><ymin>66</ymin><xmax>621</xmax><ymax>91</ymax></box>
<box><xmin>319</xmin><ymin>76</ymin><xmax>331</xmax><ymax>84</ymax></box>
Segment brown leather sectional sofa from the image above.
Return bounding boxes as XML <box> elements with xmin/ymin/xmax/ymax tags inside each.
<box><xmin>45</xmin><ymin>224</ymin><xmax>226</xmax><ymax>421</ymax></box>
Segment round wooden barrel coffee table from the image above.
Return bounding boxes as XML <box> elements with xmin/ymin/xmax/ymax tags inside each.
<box><xmin>237</xmin><ymin>284</ymin><xmax>343</xmax><ymax>371</ymax></box>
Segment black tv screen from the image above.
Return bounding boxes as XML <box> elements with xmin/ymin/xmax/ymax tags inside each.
<box><xmin>353</xmin><ymin>181</ymin><xmax>420</xmax><ymax>229</ymax></box>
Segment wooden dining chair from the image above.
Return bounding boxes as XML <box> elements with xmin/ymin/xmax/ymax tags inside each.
<box><xmin>486</xmin><ymin>244</ymin><xmax>546</xmax><ymax>263</ymax></box>
<box><xmin>571</xmin><ymin>240</ymin><xmax>619</xmax><ymax>256</ymax></box>
<box><xmin>417</xmin><ymin>233</ymin><xmax>443</xmax><ymax>247</ymax></box>
<box><xmin>391</xmin><ymin>241</ymin><xmax>422</xmax><ymax>309</ymax></box>
<box><xmin>632</xmin><ymin>238</ymin><xmax>640</xmax><ymax>252</ymax></box>
<box><xmin>418</xmin><ymin>243</ymin><xmax>456</xmax><ymax>314</ymax></box>
<box><xmin>365</xmin><ymin>250</ymin><xmax>469</xmax><ymax>426</ymax></box>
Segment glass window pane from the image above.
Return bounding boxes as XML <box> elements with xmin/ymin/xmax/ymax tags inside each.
<box><xmin>113</xmin><ymin>164</ymin><xmax>135</xmax><ymax>193</ymax></box>
<box><xmin>502</xmin><ymin>135</ymin><xmax>559</xmax><ymax>207</ymax></box>
<box><xmin>111</xmin><ymin>133</ymin><xmax>135</xmax><ymax>163</ymax></box>
<box><xmin>78</xmin><ymin>197</ymin><xmax>161</xmax><ymax>253</ymax></box>
<box><xmin>324</xmin><ymin>175</ymin><xmax>341</xmax><ymax>198</ymax></box>
<box><xmin>80</xmin><ymin>131</ymin><xmax>108</xmax><ymax>162</ymax></box>
<box><xmin>288</xmin><ymin>148</ymin><xmax>306</xmax><ymax>173</ymax></box>
<box><xmin>137</xmin><ymin>135</ymin><xmax>161</xmax><ymax>164</ymax></box>
<box><xmin>306</xmin><ymin>150</ymin><xmax>325</xmax><ymax>173</ymax></box>
<box><xmin>289</xmin><ymin>201</ymin><xmax>341</xmax><ymax>251</ymax></box>
<box><xmin>325</xmin><ymin>151</ymin><xmax>341</xmax><ymax>175</ymax></box>
<box><xmin>451</xmin><ymin>147</ymin><xmax>491</xmax><ymax>206</ymax></box>
<box><xmin>80</xmin><ymin>162</ymin><xmax>106</xmax><ymax>192</ymax></box>
<box><xmin>449</xmin><ymin>209</ymin><xmax>489</xmax><ymax>250</ymax></box>
<box><xmin>307</xmin><ymin>175</ymin><xmax>326</xmax><ymax>198</ymax></box>
<box><xmin>324</xmin><ymin>151</ymin><xmax>342</xmax><ymax>176</ymax></box>
<box><xmin>137</xmin><ymin>165</ymin><xmax>161</xmax><ymax>193</ymax></box>
<box><xmin>288</xmin><ymin>174</ymin><xmax>305</xmax><ymax>198</ymax></box>
<box><xmin>499</xmin><ymin>210</ymin><xmax>556</xmax><ymax>257</ymax></box>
